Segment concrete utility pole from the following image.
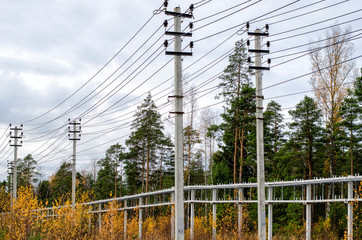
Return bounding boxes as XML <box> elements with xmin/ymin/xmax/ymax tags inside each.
<box><xmin>9</xmin><ymin>124</ymin><xmax>23</xmax><ymax>202</ymax></box>
<box><xmin>164</xmin><ymin>4</ymin><xmax>193</xmax><ymax>240</ymax></box>
<box><xmin>248</xmin><ymin>25</ymin><xmax>270</xmax><ymax>240</ymax></box>
<box><xmin>68</xmin><ymin>119</ymin><xmax>81</xmax><ymax>208</ymax></box>
<box><xmin>7</xmin><ymin>160</ymin><xmax>14</xmax><ymax>204</ymax></box>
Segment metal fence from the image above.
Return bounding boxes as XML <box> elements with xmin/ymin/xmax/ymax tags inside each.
<box><xmin>36</xmin><ymin>175</ymin><xmax>361</xmax><ymax>240</ymax></box>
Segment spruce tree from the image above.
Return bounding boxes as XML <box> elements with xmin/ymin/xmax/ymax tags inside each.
<box><xmin>51</xmin><ymin>161</ymin><xmax>72</xmax><ymax>203</ymax></box>
<box><xmin>339</xmin><ymin>73</ymin><xmax>362</xmax><ymax>175</ymax></box>
<box><xmin>288</xmin><ymin>96</ymin><xmax>324</xmax><ymax>179</ymax></box>
<box><xmin>95</xmin><ymin>143</ymin><xmax>124</xmax><ymax>199</ymax></box>
<box><xmin>264</xmin><ymin>101</ymin><xmax>285</xmax><ymax>180</ymax></box>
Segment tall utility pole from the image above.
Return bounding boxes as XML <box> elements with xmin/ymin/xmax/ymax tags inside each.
<box><xmin>68</xmin><ymin>119</ymin><xmax>81</xmax><ymax>208</ymax></box>
<box><xmin>248</xmin><ymin>25</ymin><xmax>270</xmax><ymax>240</ymax></box>
<box><xmin>9</xmin><ymin>124</ymin><xmax>23</xmax><ymax>202</ymax></box>
<box><xmin>164</xmin><ymin>4</ymin><xmax>193</xmax><ymax>240</ymax></box>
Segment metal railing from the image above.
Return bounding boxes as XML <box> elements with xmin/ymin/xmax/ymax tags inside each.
<box><xmin>33</xmin><ymin>175</ymin><xmax>362</xmax><ymax>240</ymax></box>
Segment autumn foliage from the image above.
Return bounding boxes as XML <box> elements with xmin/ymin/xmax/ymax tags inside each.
<box><xmin>1</xmin><ymin>185</ymin><xmax>362</xmax><ymax>239</ymax></box>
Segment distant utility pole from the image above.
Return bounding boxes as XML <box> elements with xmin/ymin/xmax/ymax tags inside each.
<box><xmin>9</xmin><ymin>124</ymin><xmax>23</xmax><ymax>202</ymax></box>
<box><xmin>7</xmin><ymin>160</ymin><xmax>13</xmax><ymax>204</ymax></box>
<box><xmin>68</xmin><ymin>119</ymin><xmax>81</xmax><ymax>208</ymax></box>
<box><xmin>247</xmin><ymin>24</ymin><xmax>270</xmax><ymax>240</ymax></box>
<box><xmin>164</xmin><ymin>2</ymin><xmax>193</xmax><ymax>240</ymax></box>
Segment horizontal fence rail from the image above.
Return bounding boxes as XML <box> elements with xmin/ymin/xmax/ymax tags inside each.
<box><xmin>7</xmin><ymin>175</ymin><xmax>361</xmax><ymax>240</ymax></box>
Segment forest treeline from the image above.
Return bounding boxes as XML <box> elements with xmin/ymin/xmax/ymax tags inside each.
<box><xmin>1</xmin><ymin>26</ymin><xmax>361</xmax><ymax>238</ymax></box>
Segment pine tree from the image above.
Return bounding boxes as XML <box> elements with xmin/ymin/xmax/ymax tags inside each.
<box><xmin>124</xmin><ymin>93</ymin><xmax>170</xmax><ymax>193</ymax></box>
<box><xmin>209</xmin><ymin>39</ymin><xmax>255</xmax><ymax>184</ymax></box>
<box><xmin>17</xmin><ymin>154</ymin><xmax>39</xmax><ymax>188</ymax></box>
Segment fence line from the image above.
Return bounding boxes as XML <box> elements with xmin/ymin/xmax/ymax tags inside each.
<box><xmin>32</xmin><ymin>175</ymin><xmax>362</xmax><ymax>240</ymax></box>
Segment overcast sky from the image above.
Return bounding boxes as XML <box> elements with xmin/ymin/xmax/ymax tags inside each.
<box><xmin>1</xmin><ymin>0</ymin><xmax>361</xmax><ymax>181</ymax></box>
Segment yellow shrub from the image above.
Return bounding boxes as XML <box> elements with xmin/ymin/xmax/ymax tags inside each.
<box><xmin>1</xmin><ymin>187</ymin><xmax>44</xmax><ymax>240</ymax></box>
<box><xmin>98</xmin><ymin>201</ymin><xmax>125</xmax><ymax>240</ymax></box>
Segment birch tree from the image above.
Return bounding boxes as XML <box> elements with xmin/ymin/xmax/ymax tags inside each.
<box><xmin>309</xmin><ymin>26</ymin><xmax>355</xmax><ymax>178</ymax></box>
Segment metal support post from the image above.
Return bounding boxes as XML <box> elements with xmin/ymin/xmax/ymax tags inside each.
<box><xmin>139</xmin><ymin>197</ymin><xmax>143</xmax><ymax>240</ymax></box>
<box><xmin>212</xmin><ymin>189</ymin><xmax>217</xmax><ymax>240</ymax></box>
<box><xmin>171</xmin><ymin>191</ymin><xmax>175</xmax><ymax>240</ymax></box>
<box><xmin>268</xmin><ymin>187</ymin><xmax>273</xmax><ymax>240</ymax></box>
<box><xmin>306</xmin><ymin>184</ymin><xmax>312</xmax><ymax>240</ymax></box>
<box><xmin>347</xmin><ymin>181</ymin><xmax>353</xmax><ymax>239</ymax></box>
<box><xmin>238</xmin><ymin>188</ymin><xmax>243</xmax><ymax>237</ymax></box>
<box><xmin>88</xmin><ymin>206</ymin><xmax>91</xmax><ymax>232</ymax></box>
<box><xmin>98</xmin><ymin>204</ymin><xmax>102</xmax><ymax>232</ymax></box>
<box><xmin>124</xmin><ymin>200</ymin><xmax>128</xmax><ymax>238</ymax></box>
<box><xmin>190</xmin><ymin>190</ymin><xmax>195</xmax><ymax>240</ymax></box>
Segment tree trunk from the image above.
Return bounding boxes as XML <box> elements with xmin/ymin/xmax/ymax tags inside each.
<box><xmin>159</xmin><ymin>148</ymin><xmax>163</xmax><ymax>191</ymax></box>
<box><xmin>239</xmin><ymin>121</ymin><xmax>245</xmax><ymax>183</ymax></box>
<box><xmin>233</xmin><ymin>127</ymin><xmax>239</xmax><ymax>184</ymax></box>
<box><xmin>141</xmin><ymin>150</ymin><xmax>145</xmax><ymax>193</ymax></box>
<box><xmin>350</xmin><ymin>124</ymin><xmax>353</xmax><ymax>175</ymax></box>
<box><xmin>146</xmin><ymin>144</ymin><xmax>150</xmax><ymax>193</ymax></box>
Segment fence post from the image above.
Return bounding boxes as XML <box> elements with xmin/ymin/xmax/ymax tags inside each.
<box><xmin>88</xmin><ymin>206</ymin><xmax>91</xmax><ymax>232</ymax></box>
<box><xmin>212</xmin><ymin>189</ymin><xmax>217</xmax><ymax>240</ymax></box>
<box><xmin>171</xmin><ymin>191</ymin><xmax>175</xmax><ymax>240</ymax></box>
<box><xmin>190</xmin><ymin>189</ymin><xmax>195</xmax><ymax>240</ymax></box>
<box><xmin>306</xmin><ymin>184</ymin><xmax>312</xmax><ymax>240</ymax></box>
<box><xmin>268</xmin><ymin>187</ymin><xmax>273</xmax><ymax>240</ymax></box>
<box><xmin>238</xmin><ymin>188</ymin><xmax>243</xmax><ymax>238</ymax></box>
<box><xmin>347</xmin><ymin>181</ymin><xmax>353</xmax><ymax>239</ymax></box>
<box><xmin>124</xmin><ymin>200</ymin><xmax>128</xmax><ymax>239</ymax></box>
<box><xmin>98</xmin><ymin>204</ymin><xmax>102</xmax><ymax>232</ymax></box>
<box><xmin>139</xmin><ymin>197</ymin><xmax>143</xmax><ymax>240</ymax></box>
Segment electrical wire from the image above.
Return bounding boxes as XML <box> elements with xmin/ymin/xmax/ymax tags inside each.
<box><xmin>268</xmin><ymin>0</ymin><xmax>349</xmax><ymax>26</ymax></box>
<box><xmin>263</xmin><ymin>54</ymin><xmax>362</xmax><ymax>91</ymax></box>
<box><xmin>194</xmin><ymin>0</ymin><xmax>254</xmax><ymax>23</ymax></box>
<box><xmin>270</xmin><ymin>9</ymin><xmax>362</xmax><ymax>40</ymax></box>
<box><xmin>21</xmin><ymin>3</ymin><xmax>165</xmax><ymax>126</ymax></box>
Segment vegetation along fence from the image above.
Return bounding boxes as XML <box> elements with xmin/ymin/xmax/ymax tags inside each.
<box><xmin>32</xmin><ymin>175</ymin><xmax>362</xmax><ymax>240</ymax></box>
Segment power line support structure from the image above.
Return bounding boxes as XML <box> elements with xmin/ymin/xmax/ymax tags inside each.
<box><xmin>7</xmin><ymin>160</ymin><xmax>14</xmax><ymax>204</ymax></box>
<box><xmin>248</xmin><ymin>25</ymin><xmax>270</xmax><ymax>240</ymax></box>
<box><xmin>68</xmin><ymin>119</ymin><xmax>81</xmax><ymax>208</ymax></box>
<box><xmin>9</xmin><ymin>124</ymin><xmax>23</xmax><ymax>202</ymax></box>
<box><xmin>164</xmin><ymin>5</ymin><xmax>193</xmax><ymax>240</ymax></box>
